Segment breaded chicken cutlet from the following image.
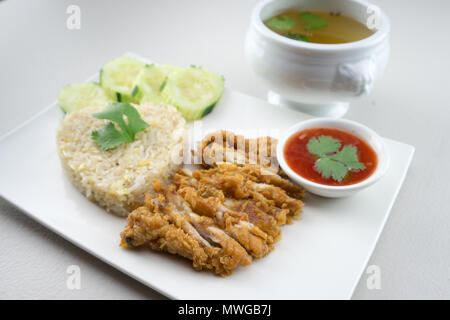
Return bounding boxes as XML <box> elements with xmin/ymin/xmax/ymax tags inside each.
<box><xmin>198</xmin><ymin>130</ymin><xmax>280</xmax><ymax>173</ymax></box>
<box><xmin>121</xmin><ymin>164</ymin><xmax>305</xmax><ymax>276</ymax></box>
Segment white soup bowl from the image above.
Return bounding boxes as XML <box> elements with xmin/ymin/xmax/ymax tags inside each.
<box><xmin>245</xmin><ymin>0</ymin><xmax>390</xmax><ymax>117</ymax></box>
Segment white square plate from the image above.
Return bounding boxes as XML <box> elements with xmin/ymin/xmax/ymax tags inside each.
<box><xmin>0</xmin><ymin>54</ymin><xmax>414</xmax><ymax>299</ymax></box>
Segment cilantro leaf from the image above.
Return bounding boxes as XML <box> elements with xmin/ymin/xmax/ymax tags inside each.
<box><xmin>92</xmin><ymin>122</ymin><xmax>128</xmax><ymax>151</ymax></box>
<box><xmin>266</xmin><ymin>15</ymin><xmax>296</xmax><ymax>30</ymax></box>
<box><xmin>300</xmin><ymin>12</ymin><xmax>322</xmax><ymax>23</ymax></box>
<box><xmin>91</xmin><ymin>102</ymin><xmax>149</xmax><ymax>150</ymax></box>
<box><xmin>329</xmin><ymin>145</ymin><xmax>366</xmax><ymax>170</ymax></box>
<box><xmin>307</xmin><ymin>135</ymin><xmax>341</xmax><ymax>157</ymax></box>
<box><xmin>315</xmin><ymin>158</ymin><xmax>348</xmax><ymax>182</ymax></box>
<box><xmin>305</xmin><ymin>21</ymin><xmax>328</xmax><ymax>30</ymax></box>
<box><xmin>307</xmin><ymin>135</ymin><xmax>367</xmax><ymax>182</ymax></box>
<box><xmin>300</xmin><ymin>11</ymin><xmax>328</xmax><ymax>30</ymax></box>
<box><xmin>283</xmin><ymin>32</ymin><xmax>309</xmax><ymax>42</ymax></box>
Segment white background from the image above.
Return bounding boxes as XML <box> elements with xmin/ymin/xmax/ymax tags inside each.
<box><xmin>0</xmin><ymin>0</ymin><xmax>448</xmax><ymax>299</ymax></box>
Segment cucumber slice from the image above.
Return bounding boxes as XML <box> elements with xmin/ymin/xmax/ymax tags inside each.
<box><xmin>100</xmin><ymin>57</ymin><xmax>145</xmax><ymax>103</ymax></box>
<box><xmin>140</xmin><ymin>92</ymin><xmax>165</xmax><ymax>105</ymax></box>
<box><xmin>161</xmin><ymin>66</ymin><xmax>224</xmax><ymax>121</ymax></box>
<box><xmin>58</xmin><ymin>83</ymin><xmax>112</xmax><ymax>113</ymax></box>
<box><xmin>133</xmin><ymin>64</ymin><xmax>179</xmax><ymax>104</ymax></box>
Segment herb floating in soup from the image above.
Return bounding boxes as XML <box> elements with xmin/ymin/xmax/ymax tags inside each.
<box><xmin>265</xmin><ymin>9</ymin><xmax>374</xmax><ymax>44</ymax></box>
<box><xmin>284</xmin><ymin>128</ymin><xmax>377</xmax><ymax>186</ymax></box>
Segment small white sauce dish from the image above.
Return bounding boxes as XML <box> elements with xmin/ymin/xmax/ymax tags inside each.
<box><xmin>245</xmin><ymin>0</ymin><xmax>390</xmax><ymax>118</ymax></box>
<box><xmin>277</xmin><ymin>118</ymin><xmax>390</xmax><ymax>198</ymax></box>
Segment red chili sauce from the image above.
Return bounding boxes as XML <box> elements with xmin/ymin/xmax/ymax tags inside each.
<box><xmin>284</xmin><ymin>127</ymin><xmax>378</xmax><ymax>186</ymax></box>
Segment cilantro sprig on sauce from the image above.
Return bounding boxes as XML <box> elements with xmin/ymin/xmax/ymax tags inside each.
<box><xmin>307</xmin><ymin>135</ymin><xmax>366</xmax><ymax>182</ymax></box>
<box><xmin>91</xmin><ymin>102</ymin><xmax>149</xmax><ymax>150</ymax></box>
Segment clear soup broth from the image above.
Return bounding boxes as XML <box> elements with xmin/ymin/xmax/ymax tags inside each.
<box><xmin>265</xmin><ymin>9</ymin><xmax>374</xmax><ymax>44</ymax></box>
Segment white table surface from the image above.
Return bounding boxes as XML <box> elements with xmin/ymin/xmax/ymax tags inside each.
<box><xmin>0</xmin><ymin>0</ymin><xmax>448</xmax><ymax>300</ymax></box>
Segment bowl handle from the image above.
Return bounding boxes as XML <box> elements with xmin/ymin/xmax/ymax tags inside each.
<box><xmin>333</xmin><ymin>57</ymin><xmax>377</xmax><ymax>96</ymax></box>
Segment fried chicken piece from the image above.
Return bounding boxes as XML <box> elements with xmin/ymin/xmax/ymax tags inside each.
<box><xmin>176</xmin><ymin>186</ymin><xmax>246</xmax><ymax>223</ymax></box>
<box><xmin>199</xmin><ymin>130</ymin><xmax>278</xmax><ymax>171</ymax></box>
<box><xmin>195</xmin><ymin>170</ymin><xmax>249</xmax><ymax>199</ymax></box>
<box><xmin>225</xmin><ymin>220</ymin><xmax>272</xmax><ymax>258</ymax></box>
<box><xmin>121</xmin><ymin>183</ymin><xmax>252</xmax><ymax>276</ymax></box>
<box><xmin>120</xmin><ymin>206</ymin><xmax>211</xmax><ymax>270</ymax></box>
<box><xmin>202</xmin><ymin>141</ymin><xmax>248</xmax><ymax>167</ymax></box>
<box><xmin>198</xmin><ymin>131</ymin><xmax>307</xmax><ymax>204</ymax></box>
<box><xmin>191</xmin><ymin>165</ymin><xmax>304</xmax><ymax>223</ymax></box>
<box><xmin>158</xmin><ymin>184</ymin><xmax>252</xmax><ymax>273</ymax></box>
<box><xmin>174</xmin><ymin>169</ymin><xmax>282</xmax><ymax>244</ymax></box>
<box><xmin>177</xmin><ymin>186</ymin><xmax>273</xmax><ymax>258</ymax></box>
<box><xmin>174</xmin><ymin>168</ymin><xmax>228</xmax><ymax>201</ymax></box>
<box><xmin>224</xmin><ymin>199</ymin><xmax>281</xmax><ymax>242</ymax></box>
<box><xmin>120</xmin><ymin>131</ymin><xmax>306</xmax><ymax>276</ymax></box>
<box><xmin>242</xmin><ymin>185</ymin><xmax>290</xmax><ymax>225</ymax></box>
<box><xmin>201</xmin><ymin>130</ymin><xmax>277</xmax><ymax>158</ymax></box>
<box><xmin>251</xmin><ymin>182</ymin><xmax>303</xmax><ymax>222</ymax></box>
<box><xmin>216</xmin><ymin>163</ymin><xmax>305</xmax><ymax>199</ymax></box>
<box><xmin>175</xmin><ymin>165</ymin><xmax>299</xmax><ymax>231</ymax></box>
